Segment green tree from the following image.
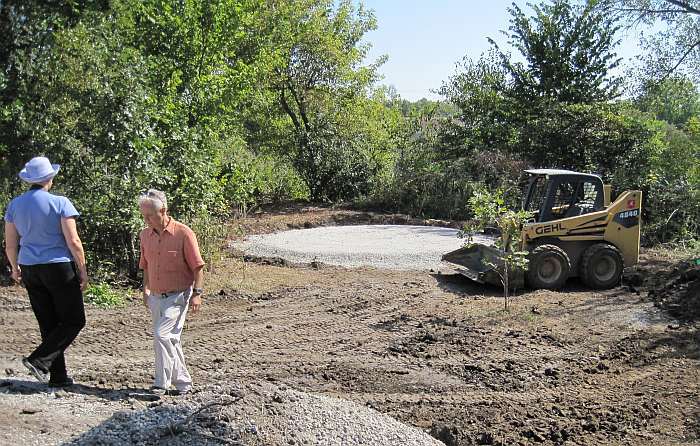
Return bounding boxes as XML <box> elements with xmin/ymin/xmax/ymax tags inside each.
<box><xmin>635</xmin><ymin>76</ymin><xmax>700</xmax><ymax>126</ymax></box>
<box><xmin>268</xmin><ymin>0</ymin><xmax>388</xmax><ymax>200</ymax></box>
<box><xmin>513</xmin><ymin>101</ymin><xmax>653</xmax><ymax>174</ymax></box>
<box><xmin>10</xmin><ymin>7</ymin><xmax>161</xmax><ymax>279</ymax></box>
<box><xmin>627</xmin><ymin>73</ymin><xmax>700</xmax><ymax>244</ymax></box>
<box><xmin>438</xmin><ymin>51</ymin><xmax>516</xmax><ymax>157</ymax></box>
<box><xmin>491</xmin><ymin>0</ymin><xmax>622</xmax><ymax>104</ymax></box>
<box><xmin>462</xmin><ymin>189</ymin><xmax>532</xmax><ymax>310</ymax></box>
<box><xmin>0</xmin><ymin>0</ymin><xmax>109</xmax><ymax>196</ymax></box>
<box><xmin>122</xmin><ymin>0</ymin><xmax>272</xmax><ymax>216</ymax></box>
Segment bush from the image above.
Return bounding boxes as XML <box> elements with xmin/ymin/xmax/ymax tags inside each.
<box><xmin>219</xmin><ymin>146</ymin><xmax>308</xmax><ymax>217</ymax></box>
<box><xmin>373</xmin><ymin>147</ymin><xmax>527</xmax><ymax>220</ymax></box>
<box><xmin>641</xmin><ymin>178</ymin><xmax>700</xmax><ymax>245</ymax></box>
<box><xmin>184</xmin><ymin>213</ymin><xmax>230</xmax><ymax>274</ymax></box>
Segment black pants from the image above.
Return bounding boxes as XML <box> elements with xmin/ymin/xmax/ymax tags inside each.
<box><xmin>20</xmin><ymin>262</ymin><xmax>85</xmax><ymax>381</ymax></box>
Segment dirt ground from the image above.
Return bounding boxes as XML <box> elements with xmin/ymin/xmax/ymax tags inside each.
<box><xmin>1</xmin><ymin>206</ymin><xmax>699</xmax><ymax>445</ymax></box>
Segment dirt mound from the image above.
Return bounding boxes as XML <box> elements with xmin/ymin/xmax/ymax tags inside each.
<box><xmin>625</xmin><ymin>260</ymin><xmax>700</xmax><ymax>322</ymax></box>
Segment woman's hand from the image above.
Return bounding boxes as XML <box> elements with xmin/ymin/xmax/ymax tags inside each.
<box><xmin>78</xmin><ymin>269</ymin><xmax>89</xmax><ymax>291</ymax></box>
<box><xmin>10</xmin><ymin>266</ymin><xmax>21</xmax><ymax>285</ymax></box>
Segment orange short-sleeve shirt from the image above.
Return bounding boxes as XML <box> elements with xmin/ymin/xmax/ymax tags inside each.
<box><xmin>139</xmin><ymin>218</ymin><xmax>205</xmax><ymax>294</ymax></box>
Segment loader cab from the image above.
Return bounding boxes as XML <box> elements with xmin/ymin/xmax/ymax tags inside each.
<box><xmin>522</xmin><ymin>169</ymin><xmax>605</xmax><ymax>223</ymax></box>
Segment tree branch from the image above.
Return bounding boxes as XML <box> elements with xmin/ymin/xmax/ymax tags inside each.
<box><xmin>187</xmin><ymin>3</ymin><xmax>214</xmax><ymax>127</ymax></box>
<box><xmin>614</xmin><ymin>7</ymin><xmax>694</xmax><ymax>14</ymax></box>
<box><xmin>659</xmin><ymin>38</ymin><xmax>700</xmax><ymax>82</ymax></box>
<box><xmin>160</xmin><ymin>398</ymin><xmax>241</xmax><ymax>444</ymax></box>
<box><xmin>285</xmin><ymin>79</ymin><xmax>311</xmax><ymax>132</ymax></box>
<box><xmin>663</xmin><ymin>0</ymin><xmax>700</xmax><ymax>16</ymax></box>
<box><xmin>279</xmin><ymin>86</ymin><xmax>302</xmax><ymax>132</ymax></box>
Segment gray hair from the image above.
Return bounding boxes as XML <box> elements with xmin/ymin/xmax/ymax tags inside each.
<box><xmin>138</xmin><ymin>189</ymin><xmax>168</xmax><ymax>211</ymax></box>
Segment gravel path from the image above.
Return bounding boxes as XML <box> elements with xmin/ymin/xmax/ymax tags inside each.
<box><xmin>234</xmin><ymin>225</ymin><xmax>492</xmax><ymax>271</ymax></box>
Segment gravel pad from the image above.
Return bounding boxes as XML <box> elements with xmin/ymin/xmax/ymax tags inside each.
<box><xmin>235</xmin><ymin>225</ymin><xmax>492</xmax><ymax>271</ymax></box>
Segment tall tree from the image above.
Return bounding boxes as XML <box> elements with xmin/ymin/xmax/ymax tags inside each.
<box><xmin>0</xmin><ymin>0</ymin><xmax>108</xmax><ymax>194</ymax></box>
<box><xmin>438</xmin><ymin>51</ymin><xmax>516</xmax><ymax>157</ymax></box>
<box><xmin>267</xmin><ymin>0</ymin><xmax>386</xmax><ymax>200</ymax></box>
<box><xmin>490</xmin><ymin>0</ymin><xmax>622</xmax><ymax>104</ymax></box>
<box><xmin>600</xmin><ymin>0</ymin><xmax>700</xmax><ymax>81</ymax></box>
<box><xmin>440</xmin><ymin>0</ymin><xmax>650</xmax><ymax>183</ymax></box>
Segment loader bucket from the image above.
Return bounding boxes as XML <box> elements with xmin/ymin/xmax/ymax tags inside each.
<box><xmin>441</xmin><ymin>244</ymin><xmax>525</xmax><ymax>289</ymax></box>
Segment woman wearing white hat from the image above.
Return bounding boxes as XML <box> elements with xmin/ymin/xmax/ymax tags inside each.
<box><xmin>3</xmin><ymin>156</ymin><xmax>88</xmax><ymax>387</ymax></box>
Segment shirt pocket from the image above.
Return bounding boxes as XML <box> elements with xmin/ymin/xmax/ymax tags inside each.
<box><xmin>164</xmin><ymin>250</ymin><xmax>181</xmax><ymax>272</ymax></box>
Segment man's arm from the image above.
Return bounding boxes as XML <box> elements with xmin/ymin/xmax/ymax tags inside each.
<box><xmin>183</xmin><ymin>228</ymin><xmax>205</xmax><ymax>313</ymax></box>
<box><xmin>138</xmin><ymin>234</ymin><xmax>150</xmax><ymax>309</ymax></box>
<box><xmin>4</xmin><ymin>222</ymin><xmax>20</xmax><ymax>284</ymax></box>
<box><xmin>190</xmin><ymin>265</ymin><xmax>204</xmax><ymax>313</ymax></box>
<box><xmin>142</xmin><ymin>267</ymin><xmax>150</xmax><ymax>308</ymax></box>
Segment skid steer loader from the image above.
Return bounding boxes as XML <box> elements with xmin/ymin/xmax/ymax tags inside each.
<box><xmin>442</xmin><ymin>169</ymin><xmax>642</xmax><ymax>290</ymax></box>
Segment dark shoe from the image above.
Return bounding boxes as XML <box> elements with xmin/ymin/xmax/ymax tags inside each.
<box><xmin>170</xmin><ymin>387</ymin><xmax>192</xmax><ymax>396</ymax></box>
<box><xmin>48</xmin><ymin>377</ymin><xmax>74</xmax><ymax>388</ymax></box>
<box><xmin>22</xmin><ymin>358</ymin><xmax>48</xmax><ymax>384</ymax></box>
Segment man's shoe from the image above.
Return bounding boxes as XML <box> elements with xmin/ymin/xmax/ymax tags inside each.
<box><xmin>48</xmin><ymin>377</ymin><xmax>74</xmax><ymax>388</ymax></box>
<box><xmin>149</xmin><ymin>386</ymin><xmax>167</xmax><ymax>396</ymax></box>
<box><xmin>22</xmin><ymin>358</ymin><xmax>48</xmax><ymax>384</ymax></box>
<box><xmin>170</xmin><ymin>387</ymin><xmax>191</xmax><ymax>396</ymax></box>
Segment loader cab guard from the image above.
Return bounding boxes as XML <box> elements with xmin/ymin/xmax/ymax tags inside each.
<box><xmin>523</xmin><ymin>169</ymin><xmax>605</xmax><ymax>223</ymax></box>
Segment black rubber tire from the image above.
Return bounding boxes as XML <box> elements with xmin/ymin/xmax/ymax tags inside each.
<box><xmin>580</xmin><ymin>243</ymin><xmax>623</xmax><ymax>290</ymax></box>
<box><xmin>527</xmin><ymin>244</ymin><xmax>571</xmax><ymax>290</ymax></box>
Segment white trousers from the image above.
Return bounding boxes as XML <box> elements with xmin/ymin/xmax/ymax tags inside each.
<box><xmin>148</xmin><ymin>289</ymin><xmax>192</xmax><ymax>391</ymax></box>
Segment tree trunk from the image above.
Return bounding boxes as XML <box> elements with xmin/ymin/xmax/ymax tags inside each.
<box><xmin>504</xmin><ymin>261</ymin><xmax>509</xmax><ymax>311</ymax></box>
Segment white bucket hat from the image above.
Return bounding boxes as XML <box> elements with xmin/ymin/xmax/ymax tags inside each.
<box><xmin>19</xmin><ymin>156</ymin><xmax>61</xmax><ymax>184</ymax></box>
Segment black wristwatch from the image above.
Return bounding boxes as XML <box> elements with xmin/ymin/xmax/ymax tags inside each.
<box><xmin>193</xmin><ymin>288</ymin><xmax>204</xmax><ymax>296</ymax></box>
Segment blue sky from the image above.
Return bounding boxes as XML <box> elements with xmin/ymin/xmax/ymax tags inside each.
<box><xmin>361</xmin><ymin>1</ymin><xmax>646</xmax><ymax>100</ymax></box>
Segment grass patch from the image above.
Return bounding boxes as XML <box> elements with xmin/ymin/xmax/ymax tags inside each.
<box><xmin>645</xmin><ymin>241</ymin><xmax>700</xmax><ymax>260</ymax></box>
<box><xmin>84</xmin><ymin>283</ymin><xmax>126</xmax><ymax>308</ymax></box>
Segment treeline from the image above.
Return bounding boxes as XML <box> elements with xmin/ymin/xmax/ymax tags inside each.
<box><xmin>379</xmin><ymin>1</ymin><xmax>700</xmax><ymax>247</ymax></box>
<box><xmin>1</xmin><ymin>0</ymin><xmax>698</xmax><ymax>280</ymax></box>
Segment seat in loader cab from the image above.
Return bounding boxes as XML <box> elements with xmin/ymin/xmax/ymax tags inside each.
<box><xmin>522</xmin><ymin>169</ymin><xmax>605</xmax><ymax>222</ymax></box>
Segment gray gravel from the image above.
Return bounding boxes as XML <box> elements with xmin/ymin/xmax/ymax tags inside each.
<box><xmin>272</xmin><ymin>388</ymin><xmax>443</xmax><ymax>446</ymax></box>
<box><xmin>234</xmin><ymin>225</ymin><xmax>492</xmax><ymax>271</ymax></box>
<box><xmin>0</xmin><ymin>379</ymin><xmax>134</xmax><ymax>446</ymax></box>
<box><xmin>2</xmin><ymin>378</ymin><xmax>443</xmax><ymax>446</ymax></box>
<box><xmin>66</xmin><ymin>382</ymin><xmax>443</xmax><ymax>446</ymax></box>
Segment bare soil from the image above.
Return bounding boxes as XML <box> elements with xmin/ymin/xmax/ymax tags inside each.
<box><xmin>1</xmin><ymin>206</ymin><xmax>698</xmax><ymax>445</ymax></box>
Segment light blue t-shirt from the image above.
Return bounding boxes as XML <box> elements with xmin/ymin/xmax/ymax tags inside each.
<box><xmin>4</xmin><ymin>188</ymin><xmax>80</xmax><ymax>265</ymax></box>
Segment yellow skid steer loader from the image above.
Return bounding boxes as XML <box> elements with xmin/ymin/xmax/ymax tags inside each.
<box><xmin>442</xmin><ymin>169</ymin><xmax>642</xmax><ymax>290</ymax></box>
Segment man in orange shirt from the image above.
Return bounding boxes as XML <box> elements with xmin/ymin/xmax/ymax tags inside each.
<box><xmin>138</xmin><ymin>189</ymin><xmax>204</xmax><ymax>395</ymax></box>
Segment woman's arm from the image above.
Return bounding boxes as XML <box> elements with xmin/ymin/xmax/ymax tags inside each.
<box><xmin>60</xmin><ymin>217</ymin><xmax>88</xmax><ymax>291</ymax></box>
<box><xmin>4</xmin><ymin>222</ymin><xmax>21</xmax><ymax>284</ymax></box>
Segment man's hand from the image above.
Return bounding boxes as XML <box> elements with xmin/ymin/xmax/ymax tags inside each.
<box><xmin>10</xmin><ymin>266</ymin><xmax>21</xmax><ymax>285</ymax></box>
<box><xmin>142</xmin><ymin>289</ymin><xmax>151</xmax><ymax>309</ymax></box>
<box><xmin>190</xmin><ymin>294</ymin><xmax>202</xmax><ymax>313</ymax></box>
